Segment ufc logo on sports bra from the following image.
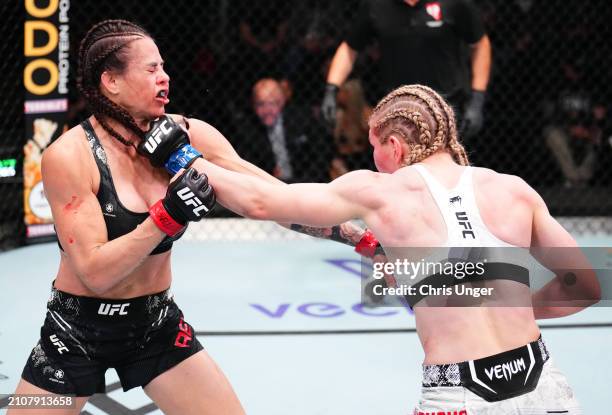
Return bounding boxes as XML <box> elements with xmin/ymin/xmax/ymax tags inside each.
<box><xmin>455</xmin><ymin>212</ymin><xmax>475</xmax><ymax>239</ymax></box>
<box><xmin>177</xmin><ymin>187</ymin><xmax>209</xmax><ymax>217</ymax></box>
<box><xmin>143</xmin><ymin>120</ymin><xmax>173</xmax><ymax>153</ymax></box>
<box><xmin>98</xmin><ymin>303</ymin><xmax>130</xmax><ymax>316</ymax></box>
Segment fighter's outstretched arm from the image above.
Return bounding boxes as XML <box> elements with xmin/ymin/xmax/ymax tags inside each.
<box><xmin>181</xmin><ymin>117</ymin><xmax>370</xmax><ymax>245</ymax></box>
<box><xmin>191</xmin><ymin>157</ymin><xmax>381</xmax><ymax>228</ymax></box>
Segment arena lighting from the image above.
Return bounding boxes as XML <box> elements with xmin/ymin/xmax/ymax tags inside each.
<box><xmin>0</xmin><ymin>158</ymin><xmax>17</xmax><ymax>178</ymax></box>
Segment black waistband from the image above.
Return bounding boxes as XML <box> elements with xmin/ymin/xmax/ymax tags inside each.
<box><xmin>47</xmin><ymin>285</ymin><xmax>174</xmax><ymax>323</ymax></box>
<box><xmin>422</xmin><ymin>336</ymin><xmax>549</xmax><ymax>402</ymax></box>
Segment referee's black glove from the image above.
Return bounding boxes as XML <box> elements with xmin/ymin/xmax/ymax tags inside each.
<box><xmin>462</xmin><ymin>90</ymin><xmax>486</xmax><ymax>138</ymax></box>
<box><xmin>321</xmin><ymin>83</ymin><xmax>339</xmax><ymax>127</ymax></box>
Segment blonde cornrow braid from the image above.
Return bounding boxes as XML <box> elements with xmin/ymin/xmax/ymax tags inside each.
<box><xmin>373</xmin><ymin>86</ymin><xmax>450</xmax><ymax>165</ymax></box>
<box><xmin>411</xmin><ymin>85</ymin><xmax>470</xmax><ymax>165</ymax></box>
<box><xmin>372</xmin><ymin>85</ymin><xmax>417</xmax><ymax>113</ymax></box>
<box><xmin>374</xmin><ymin>84</ymin><xmax>471</xmax><ymax>166</ymax></box>
<box><xmin>411</xmin><ymin>85</ymin><xmax>451</xmax><ymax>136</ymax></box>
<box><xmin>376</xmin><ymin>110</ymin><xmax>431</xmax><ymax>142</ymax></box>
<box><xmin>404</xmin><ymin>110</ymin><xmax>434</xmax><ymax>164</ymax></box>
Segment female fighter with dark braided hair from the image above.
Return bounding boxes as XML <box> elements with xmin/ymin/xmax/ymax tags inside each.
<box><xmin>10</xmin><ymin>19</ymin><xmax>372</xmax><ymax>415</ymax></box>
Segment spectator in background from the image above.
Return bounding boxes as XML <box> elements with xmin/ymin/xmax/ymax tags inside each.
<box><xmin>236</xmin><ymin>1</ymin><xmax>289</xmax><ymax>96</ymax></box>
<box><xmin>234</xmin><ymin>78</ymin><xmax>333</xmax><ymax>183</ymax></box>
<box><xmin>543</xmin><ymin>47</ymin><xmax>605</xmax><ymax>188</ymax></box>
<box><xmin>280</xmin><ymin>0</ymin><xmax>346</xmax><ymax>108</ymax></box>
<box><xmin>321</xmin><ymin>0</ymin><xmax>491</xmax><ymax>140</ymax></box>
<box><xmin>330</xmin><ymin>79</ymin><xmax>374</xmax><ymax>179</ymax></box>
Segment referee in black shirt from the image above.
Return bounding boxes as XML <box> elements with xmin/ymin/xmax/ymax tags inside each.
<box><xmin>322</xmin><ymin>0</ymin><xmax>491</xmax><ymax>139</ymax></box>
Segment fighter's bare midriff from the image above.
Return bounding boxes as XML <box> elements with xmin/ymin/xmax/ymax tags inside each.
<box><xmin>370</xmin><ymin>162</ymin><xmax>540</xmax><ymax>364</ymax></box>
<box><xmin>54</xmin><ymin>254</ymin><xmax>172</xmax><ymax>299</ymax></box>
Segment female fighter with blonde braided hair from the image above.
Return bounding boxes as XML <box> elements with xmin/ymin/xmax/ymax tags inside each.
<box><xmin>188</xmin><ymin>84</ymin><xmax>597</xmax><ymax>413</ymax></box>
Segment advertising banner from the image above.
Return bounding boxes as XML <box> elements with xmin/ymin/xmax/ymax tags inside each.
<box><xmin>23</xmin><ymin>0</ymin><xmax>70</xmax><ymax>240</ymax></box>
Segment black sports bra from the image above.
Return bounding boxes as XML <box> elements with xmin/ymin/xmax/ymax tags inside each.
<box><xmin>58</xmin><ymin>120</ymin><xmax>184</xmax><ymax>255</ymax></box>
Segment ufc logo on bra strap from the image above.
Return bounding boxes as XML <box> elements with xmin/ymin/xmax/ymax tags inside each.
<box><xmin>144</xmin><ymin>120</ymin><xmax>173</xmax><ymax>153</ymax></box>
<box><xmin>177</xmin><ymin>187</ymin><xmax>209</xmax><ymax>217</ymax></box>
<box><xmin>455</xmin><ymin>211</ymin><xmax>475</xmax><ymax>239</ymax></box>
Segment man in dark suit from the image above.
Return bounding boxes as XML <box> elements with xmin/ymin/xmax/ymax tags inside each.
<box><xmin>235</xmin><ymin>78</ymin><xmax>333</xmax><ymax>183</ymax></box>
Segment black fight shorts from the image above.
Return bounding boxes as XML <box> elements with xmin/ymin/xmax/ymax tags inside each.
<box><xmin>21</xmin><ymin>285</ymin><xmax>203</xmax><ymax>396</ymax></box>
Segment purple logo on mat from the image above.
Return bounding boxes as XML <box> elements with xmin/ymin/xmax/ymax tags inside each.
<box><xmin>249</xmin><ymin>258</ymin><xmax>413</xmax><ymax>319</ymax></box>
<box><xmin>250</xmin><ymin>302</ymin><xmax>411</xmax><ymax>318</ymax></box>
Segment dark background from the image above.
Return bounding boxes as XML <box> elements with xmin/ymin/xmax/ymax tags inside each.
<box><xmin>2</xmin><ymin>0</ymin><xmax>611</xmax><ymax>250</ymax></box>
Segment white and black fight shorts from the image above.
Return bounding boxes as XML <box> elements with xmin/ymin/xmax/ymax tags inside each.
<box><xmin>414</xmin><ymin>337</ymin><xmax>582</xmax><ymax>415</ymax></box>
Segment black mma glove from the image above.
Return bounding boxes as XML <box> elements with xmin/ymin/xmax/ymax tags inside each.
<box><xmin>137</xmin><ymin>115</ymin><xmax>202</xmax><ymax>174</ymax></box>
<box><xmin>462</xmin><ymin>90</ymin><xmax>486</xmax><ymax>138</ymax></box>
<box><xmin>149</xmin><ymin>168</ymin><xmax>215</xmax><ymax>236</ymax></box>
<box><xmin>321</xmin><ymin>83</ymin><xmax>339</xmax><ymax>126</ymax></box>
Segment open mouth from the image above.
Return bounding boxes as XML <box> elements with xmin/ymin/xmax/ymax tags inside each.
<box><xmin>155</xmin><ymin>89</ymin><xmax>170</xmax><ymax>105</ymax></box>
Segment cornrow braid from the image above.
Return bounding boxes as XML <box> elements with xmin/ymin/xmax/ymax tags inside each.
<box><xmin>78</xmin><ymin>19</ymin><xmax>148</xmax><ymax>66</ymax></box>
<box><xmin>371</xmin><ymin>86</ymin><xmax>448</xmax><ymax>165</ymax></box>
<box><xmin>77</xmin><ymin>20</ymin><xmax>152</xmax><ymax>147</ymax></box>
<box><xmin>375</xmin><ymin>109</ymin><xmax>430</xmax><ymax>164</ymax></box>
<box><xmin>85</xmin><ymin>88</ymin><xmax>141</xmax><ymax>146</ymax></box>
<box><xmin>370</xmin><ymin>84</ymin><xmax>470</xmax><ymax>166</ymax></box>
<box><xmin>408</xmin><ymin>88</ymin><xmax>448</xmax><ymax>163</ymax></box>
<box><xmin>412</xmin><ymin>85</ymin><xmax>469</xmax><ymax>166</ymax></box>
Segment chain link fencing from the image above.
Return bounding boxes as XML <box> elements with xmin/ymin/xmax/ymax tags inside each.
<box><xmin>0</xmin><ymin>1</ymin><xmax>25</xmax><ymax>251</ymax></box>
<box><xmin>1</xmin><ymin>0</ymin><xmax>610</xmax><ymax>249</ymax></box>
